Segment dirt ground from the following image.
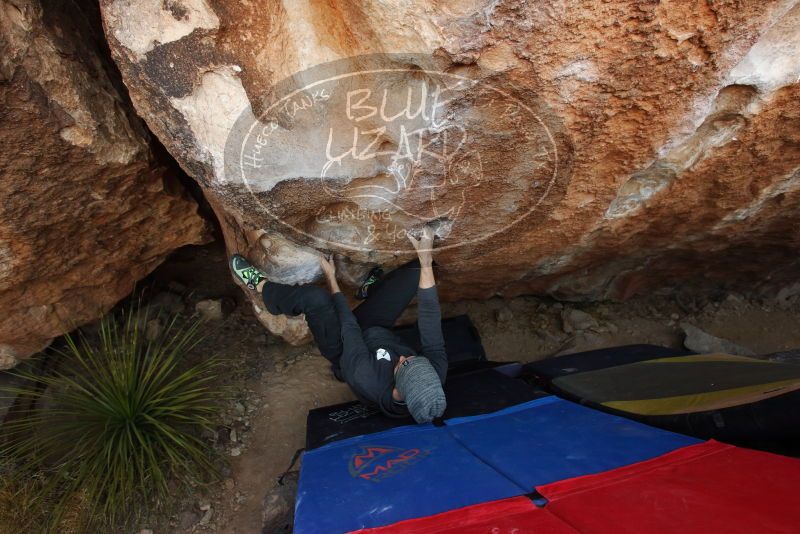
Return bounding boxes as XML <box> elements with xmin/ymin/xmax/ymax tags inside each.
<box><xmin>137</xmin><ymin>242</ymin><xmax>800</xmax><ymax>534</ymax></box>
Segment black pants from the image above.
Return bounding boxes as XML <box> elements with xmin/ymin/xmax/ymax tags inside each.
<box><xmin>262</xmin><ymin>260</ymin><xmax>421</xmax><ymax>366</ymax></box>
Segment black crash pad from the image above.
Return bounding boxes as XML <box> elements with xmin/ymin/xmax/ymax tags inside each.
<box><xmin>305</xmin><ymin>364</ymin><xmax>548</xmax><ymax>450</ymax></box>
<box><xmin>521</xmin><ymin>344</ymin><xmax>800</xmax><ymax>455</ymax></box>
<box><xmin>522</xmin><ymin>344</ymin><xmax>693</xmax><ymax>387</ymax></box>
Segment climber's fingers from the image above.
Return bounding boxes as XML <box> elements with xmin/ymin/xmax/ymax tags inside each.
<box><xmin>318</xmin><ymin>254</ymin><xmax>336</xmax><ymax>276</ymax></box>
<box><xmin>421</xmin><ymin>225</ymin><xmax>435</xmax><ymax>246</ymax></box>
<box><xmin>407</xmin><ymin>233</ymin><xmax>421</xmax><ymax>251</ymax></box>
<box><xmin>408</xmin><ymin>226</ymin><xmax>435</xmax><ymax>252</ymax></box>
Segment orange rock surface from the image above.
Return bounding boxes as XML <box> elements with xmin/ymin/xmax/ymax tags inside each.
<box><xmin>99</xmin><ymin>0</ymin><xmax>800</xmax><ymax>341</ymax></box>
<box><xmin>0</xmin><ymin>0</ymin><xmax>209</xmax><ymax>366</ymax></box>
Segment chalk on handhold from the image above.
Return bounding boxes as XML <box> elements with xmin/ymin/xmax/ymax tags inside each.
<box><xmin>408</xmin><ymin>218</ymin><xmax>453</xmax><ymax>240</ymax></box>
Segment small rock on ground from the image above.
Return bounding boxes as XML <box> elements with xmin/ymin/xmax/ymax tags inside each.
<box><xmin>561</xmin><ymin>309</ymin><xmax>598</xmax><ymax>334</ymax></box>
<box><xmin>681</xmin><ymin>323</ymin><xmax>755</xmax><ymax>356</ymax></box>
<box><xmin>777</xmin><ymin>283</ymin><xmax>800</xmax><ymax>309</ymax></box>
<box><xmin>262</xmin><ymin>471</ymin><xmax>298</xmax><ymax>533</ymax></box>
<box><xmin>495</xmin><ymin>308</ymin><xmax>514</xmax><ymax>322</ymax></box>
<box><xmin>199</xmin><ymin>506</ymin><xmax>213</xmax><ymax>526</ymax></box>
<box><xmin>196</xmin><ymin>299</ymin><xmax>226</xmax><ymax>321</ymax></box>
<box><xmin>145</xmin><ymin>318</ymin><xmax>162</xmax><ymax>341</ymax></box>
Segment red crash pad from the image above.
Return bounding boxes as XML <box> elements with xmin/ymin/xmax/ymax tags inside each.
<box><xmin>352</xmin><ymin>496</ymin><xmax>575</xmax><ymax>534</ymax></box>
<box><xmin>539</xmin><ymin>440</ymin><xmax>800</xmax><ymax>534</ymax></box>
<box><xmin>358</xmin><ymin>441</ymin><xmax>800</xmax><ymax>534</ymax></box>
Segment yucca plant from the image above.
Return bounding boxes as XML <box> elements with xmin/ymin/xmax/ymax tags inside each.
<box><xmin>0</xmin><ymin>305</ymin><xmax>224</xmax><ymax>532</ymax></box>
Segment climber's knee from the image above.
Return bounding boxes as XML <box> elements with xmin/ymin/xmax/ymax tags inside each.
<box><xmin>298</xmin><ymin>285</ymin><xmax>333</xmax><ymax>313</ymax></box>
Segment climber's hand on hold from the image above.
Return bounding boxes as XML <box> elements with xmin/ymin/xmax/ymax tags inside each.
<box><xmin>319</xmin><ymin>254</ymin><xmax>336</xmax><ymax>278</ymax></box>
<box><xmin>408</xmin><ymin>226</ymin><xmax>435</xmax><ymax>267</ymax></box>
<box><xmin>318</xmin><ymin>254</ymin><xmax>340</xmax><ymax>294</ymax></box>
<box><xmin>408</xmin><ymin>227</ymin><xmax>436</xmax><ymax>289</ymax></box>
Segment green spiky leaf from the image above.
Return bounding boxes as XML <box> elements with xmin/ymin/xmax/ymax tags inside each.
<box><xmin>0</xmin><ymin>303</ymin><xmax>226</xmax><ymax>533</ymax></box>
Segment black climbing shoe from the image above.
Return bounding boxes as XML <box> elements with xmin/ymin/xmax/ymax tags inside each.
<box><xmin>230</xmin><ymin>255</ymin><xmax>267</xmax><ymax>290</ymax></box>
<box><xmin>356</xmin><ymin>266</ymin><xmax>384</xmax><ymax>300</ymax></box>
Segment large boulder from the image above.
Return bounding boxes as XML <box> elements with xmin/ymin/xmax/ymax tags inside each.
<box><xmin>99</xmin><ymin>0</ymin><xmax>800</xmax><ymax>340</ymax></box>
<box><xmin>0</xmin><ymin>0</ymin><xmax>209</xmax><ymax>367</ymax></box>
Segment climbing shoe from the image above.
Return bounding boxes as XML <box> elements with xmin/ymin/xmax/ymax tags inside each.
<box><xmin>230</xmin><ymin>255</ymin><xmax>267</xmax><ymax>290</ymax></box>
<box><xmin>356</xmin><ymin>266</ymin><xmax>384</xmax><ymax>300</ymax></box>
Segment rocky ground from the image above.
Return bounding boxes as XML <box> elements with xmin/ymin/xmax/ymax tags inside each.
<box><xmin>53</xmin><ymin>242</ymin><xmax>800</xmax><ymax>534</ymax></box>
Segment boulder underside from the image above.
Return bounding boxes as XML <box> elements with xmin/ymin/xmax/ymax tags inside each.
<box><xmin>97</xmin><ymin>0</ymin><xmax>800</xmax><ymax>343</ymax></box>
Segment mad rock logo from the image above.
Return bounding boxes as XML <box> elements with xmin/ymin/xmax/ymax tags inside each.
<box><xmin>225</xmin><ymin>54</ymin><xmax>570</xmax><ymax>254</ymax></box>
<box><xmin>348</xmin><ymin>445</ymin><xmax>430</xmax><ymax>482</ymax></box>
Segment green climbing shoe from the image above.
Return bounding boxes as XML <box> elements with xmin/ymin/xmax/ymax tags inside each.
<box><xmin>356</xmin><ymin>266</ymin><xmax>384</xmax><ymax>300</ymax></box>
<box><xmin>230</xmin><ymin>255</ymin><xmax>267</xmax><ymax>290</ymax></box>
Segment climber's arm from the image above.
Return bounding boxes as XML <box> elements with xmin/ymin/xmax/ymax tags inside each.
<box><xmin>320</xmin><ymin>255</ymin><xmax>367</xmax><ymax>362</ymax></box>
<box><xmin>408</xmin><ymin>228</ymin><xmax>447</xmax><ymax>382</ymax></box>
<box><xmin>319</xmin><ymin>256</ymin><xmax>389</xmax><ymax>402</ymax></box>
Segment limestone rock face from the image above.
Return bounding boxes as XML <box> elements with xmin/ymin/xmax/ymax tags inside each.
<box><xmin>99</xmin><ymin>0</ymin><xmax>800</xmax><ymax>339</ymax></box>
<box><xmin>0</xmin><ymin>0</ymin><xmax>209</xmax><ymax>367</ymax></box>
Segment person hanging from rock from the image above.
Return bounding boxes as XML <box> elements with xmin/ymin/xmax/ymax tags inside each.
<box><xmin>229</xmin><ymin>226</ymin><xmax>447</xmax><ymax>424</ymax></box>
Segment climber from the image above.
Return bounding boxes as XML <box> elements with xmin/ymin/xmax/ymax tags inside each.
<box><xmin>229</xmin><ymin>227</ymin><xmax>447</xmax><ymax>424</ymax></box>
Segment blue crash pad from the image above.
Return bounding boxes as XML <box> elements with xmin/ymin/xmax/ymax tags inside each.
<box><xmin>294</xmin><ymin>423</ymin><xmax>527</xmax><ymax>534</ymax></box>
<box><xmin>446</xmin><ymin>396</ymin><xmax>700</xmax><ymax>490</ymax></box>
<box><xmin>295</xmin><ymin>397</ymin><xmax>701</xmax><ymax>533</ymax></box>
